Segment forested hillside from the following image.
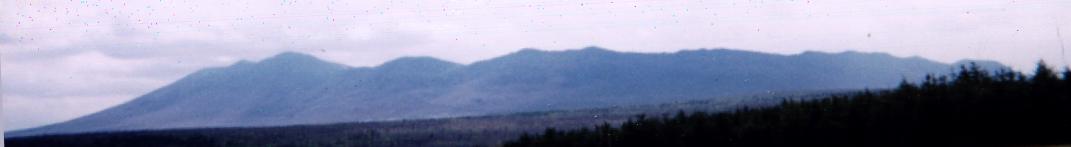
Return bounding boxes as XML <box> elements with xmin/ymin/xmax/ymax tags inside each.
<box><xmin>505</xmin><ymin>62</ymin><xmax>1071</xmax><ymax>147</ymax></box>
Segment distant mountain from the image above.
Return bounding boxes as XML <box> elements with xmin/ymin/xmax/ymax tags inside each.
<box><xmin>6</xmin><ymin>47</ymin><xmax>1005</xmax><ymax>137</ymax></box>
<box><xmin>4</xmin><ymin>90</ymin><xmax>849</xmax><ymax>147</ymax></box>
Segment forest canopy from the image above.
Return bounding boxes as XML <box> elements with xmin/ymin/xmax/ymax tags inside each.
<box><xmin>505</xmin><ymin>62</ymin><xmax>1071</xmax><ymax>147</ymax></box>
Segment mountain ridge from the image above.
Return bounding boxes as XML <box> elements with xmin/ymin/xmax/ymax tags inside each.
<box><xmin>6</xmin><ymin>47</ymin><xmax>1006</xmax><ymax>137</ymax></box>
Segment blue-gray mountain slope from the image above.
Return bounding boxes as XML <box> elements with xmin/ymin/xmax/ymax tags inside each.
<box><xmin>7</xmin><ymin>47</ymin><xmax>1004</xmax><ymax>137</ymax></box>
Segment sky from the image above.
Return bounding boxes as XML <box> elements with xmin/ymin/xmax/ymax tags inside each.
<box><xmin>2</xmin><ymin>0</ymin><xmax>1069</xmax><ymax>131</ymax></box>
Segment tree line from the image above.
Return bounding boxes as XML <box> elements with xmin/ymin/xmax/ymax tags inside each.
<box><xmin>504</xmin><ymin>62</ymin><xmax>1071</xmax><ymax>147</ymax></box>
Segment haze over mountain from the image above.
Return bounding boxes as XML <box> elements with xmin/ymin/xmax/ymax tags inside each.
<box><xmin>6</xmin><ymin>47</ymin><xmax>1004</xmax><ymax>137</ymax></box>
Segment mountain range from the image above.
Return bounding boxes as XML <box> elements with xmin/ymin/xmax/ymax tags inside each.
<box><xmin>6</xmin><ymin>47</ymin><xmax>1004</xmax><ymax>137</ymax></box>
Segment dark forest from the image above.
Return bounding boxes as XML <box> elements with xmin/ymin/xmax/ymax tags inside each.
<box><xmin>505</xmin><ymin>62</ymin><xmax>1071</xmax><ymax>147</ymax></box>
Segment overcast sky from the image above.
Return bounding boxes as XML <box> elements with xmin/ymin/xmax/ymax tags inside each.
<box><xmin>2</xmin><ymin>0</ymin><xmax>1069</xmax><ymax>131</ymax></box>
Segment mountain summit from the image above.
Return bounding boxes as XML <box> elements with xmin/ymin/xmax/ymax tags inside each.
<box><xmin>7</xmin><ymin>48</ymin><xmax>1005</xmax><ymax>137</ymax></box>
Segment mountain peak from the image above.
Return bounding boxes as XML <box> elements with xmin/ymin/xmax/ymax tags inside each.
<box><xmin>262</xmin><ymin>51</ymin><xmax>321</xmax><ymax>63</ymax></box>
<box><xmin>578</xmin><ymin>46</ymin><xmax>612</xmax><ymax>52</ymax></box>
<box><xmin>675</xmin><ymin>48</ymin><xmax>775</xmax><ymax>56</ymax></box>
<box><xmin>243</xmin><ymin>51</ymin><xmax>349</xmax><ymax>72</ymax></box>
<box><xmin>514</xmin><ymin>48</ymin><xmax>546</xmax><ymax>55</ymax></box>
<box><xmin>379</xmin><ymin>56</ymin><xmax>458</xmax><ymax>68</ymax></box>
<box><xmin>797</xmin><ymin>50</ymin><xmax>895</xmax><ymax>58</ymax></box>
<box><xmin>494</xmin><ymin>47</ymin><xmax>621</xmax><ymax>62</ymax></box>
